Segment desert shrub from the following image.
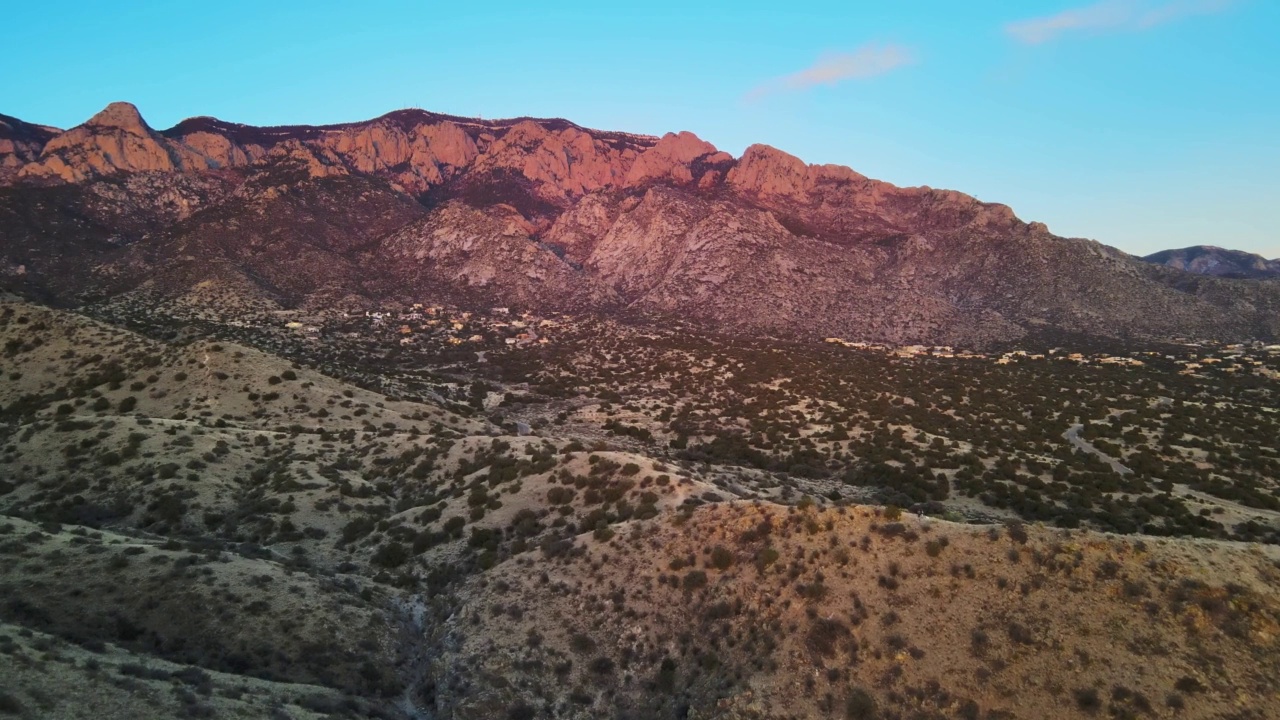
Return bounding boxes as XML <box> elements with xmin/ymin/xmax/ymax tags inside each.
<box><xmin>845</xmin><ymin>688</ymin><xmax>877</xmax><ymax>719</ymax></box>
<box><xmin>756</xmin><ymin>546</ymin><xmax>780</xmax><ymax>570</ymax></box>
<box><xmin>547</xmin><ymin>486</ymin><xmax>575</xmax><ymax>505</ymax></box>
<box><xmin>709</xmin><ymin>546</ymin><xmax>734</xmax><ymax>570</ymax></box>
<box><xmin>683</xmin><ymin>570</ymin><xmax>708</xmax><ymax>591</ymax></box>
<box><xmin>1174</xmin><ymin>676</ymin><xmax>1205</xmax><ymax>694</ymax></box>
<box><xmin>569</xmin><ymin>633</ymin><xmax>596</xmax><ymax>654</ymax></box>
<box><xmin>807</xmin><ymin>618</ymin><xmax>850</xmax><ymax>658</ymax></box>
<box><xmin>704</xmin><ymin>601</ymin><xmax>735</xmax><ymax>621</ymax></box>
<box><xmin>371</xmin><ymin>542</ymin><xmax>408</xmax><ymax>568</ymax></box>
<box><xmin>656</xmin><ymin>657</ymin><xmax>677</xmax><ymax>692</ymax></box>
<box><xmin>506</xmin><ymin>702</ymin><xmax>537</xmax><ymax>720</ymax></box>
<box><xmin>925</xmin><ymin>537</ymin><xmax>948</xmax><ymax>557</ymax></box>
<box><xmin>341</xmin><ymin>517</ymin><xmax>376</xmax><ymax>543</ymax></box>
<box><xmin>0</xmin><ymin>690</ymin><xmax>23</xmax><ymax>714</ymax></box>
<box><xmin>1005</xmin><ymin>521</ymin><xmax>1029</xmax><ymax>544</ymax></box>
<box><xmin>1006</xmin><ymin>621</ymin><xmax>1035</xmax><ymax>645</ymax></box>
<box><xmin>1072</xmin><ymin>687</ymin><xmax>1101</xmax><ymax>712</ymax></box>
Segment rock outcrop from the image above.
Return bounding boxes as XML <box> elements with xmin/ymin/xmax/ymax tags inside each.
<box><xmin>623</xmin><ymin>131</ymin><xmax>726</xmax><ymax>187</ymax></box>
<box><xmin>0</xmin><ymin>113</ymin><xmax>60</xmax><ymax>180</ymax></box>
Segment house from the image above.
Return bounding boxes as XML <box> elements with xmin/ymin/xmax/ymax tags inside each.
<box><xmin>492</xmin><ymin>307</ymin><xmax>510</xmax><ymax>315</ymax></box>
<box><xmin>285</xmin><ymin>321</ymin><xmax>304</xmax><ymax>329</ymax></box>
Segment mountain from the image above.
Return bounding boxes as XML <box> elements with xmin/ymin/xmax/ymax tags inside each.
<box><xmin>1144</xmin><ymin>245</ymin><xmax>1280</xmax><ymax>280</ymax></box>
<box><xmin>2</xmin><ymin>101</ymin><xmax>1278</xmax><ymax>345</ymax></box>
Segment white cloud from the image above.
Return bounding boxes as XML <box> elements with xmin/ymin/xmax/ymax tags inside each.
<box><xmin>1005</xmin><ymin>0</ymin><xmax>1235</xmax><ymax>45</ymax></box>
<box><xmin>745</xmin><ymin>44</ymin><xmax>915</xmax><ymax>102</ymax></box>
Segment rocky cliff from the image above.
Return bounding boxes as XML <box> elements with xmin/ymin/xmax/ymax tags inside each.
<box><xmin>2</xmin><ymin>101</ymin><xmax>1277</xmax><ymax>345</ymax></box>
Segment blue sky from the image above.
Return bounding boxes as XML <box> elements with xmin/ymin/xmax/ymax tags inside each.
<box><xmin>3</xmin><ymin>0</ymin><xmax>1277</xmax><ymax>258</ymax></box>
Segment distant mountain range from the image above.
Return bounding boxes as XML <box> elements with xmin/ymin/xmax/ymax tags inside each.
<box><xmin>1142</xmin><ymin>246</ymin><xmax>1280</xmax><ymax>280</ymax></box>
<box><xmin>2</xmin><ymin>102</ymin><xmax>1277</xmax><ymax>346</ymax></box>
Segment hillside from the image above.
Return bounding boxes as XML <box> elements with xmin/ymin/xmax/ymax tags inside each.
<box><xmin>2</xmin><ymin>296</ymin><xmax>1279</xmax><ymax>718</ymax></box>
<box><xmin>1144</xmin><ymin>246</ymin><xmax>1280</xmax><ymax>280</ymax></box>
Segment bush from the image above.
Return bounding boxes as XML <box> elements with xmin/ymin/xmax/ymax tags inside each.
<box><xmin>507</xmin><ymin>702</ymin><xmax>537</xmax><ymax>720</ymax></box>
<box><xmin>371</xmin><ymin>542</ymin><xmax>409</xmax><ymax>568</ymax></box>
<box><xmin>807</xmin><ymin>618</ymin><xmax>849</xmax><ymax>658</ymax></box>
<box><xmin>845</xmin><ymin>688</ymin><xmax>877</xmax><ymax>719</ymax></box>
<box><xmin>1073</xmin><ymin>687</ymin><xmax>1101</xmax><ymax>712</ymax></box>
<box><xmin>1174</xmin><ymin>676</ymin><xmax>1205</xmax><ymax>694</ymax></box>
<box><xmin>925</xmin><ymin>537</ymin><xmax>948</xmax><ymax>557</ymax></box>
<box><xmin>683</xmin><ymin>570</ymin><xmax>708</xmax><ymax>591</ymax></box>
<box><xmin>569</xmin><ymin>633</ymin><xmax>596</xmax><ymax>654</ymax></box>
<box><xmin>1005</xmin><ymin>521</ymin><xmax>1029</xmax><ymax>544</ymax></box>
<box><xmin>0</xmin><ymin>690</ymin><xmax>24</xmax><ymax>714</ymax></box>
<box><xmin>709</xmin><ymin>546</ymin><xmax>734</xmax><ymax>570</ymax></box>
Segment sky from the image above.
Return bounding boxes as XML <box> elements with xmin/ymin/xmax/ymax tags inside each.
<box><xmin>3</xmin><ymin>0</ymin><xmax>1278</xmax><ymax>259</ymax></box>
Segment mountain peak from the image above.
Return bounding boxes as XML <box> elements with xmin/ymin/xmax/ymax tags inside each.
<box><xmin>624</xmin><ymin>131</ymin><xmax>724</xmax><ymax>186</ymax></box>
<box><xmin>84</xmin><ymin>102</ymin><xmax>151</xmax><ymax>135</ymax></box>
<box><xmin>727</xmin><ymin>144</ymin><xmax>816</xmax><ymax>200</ymax></box>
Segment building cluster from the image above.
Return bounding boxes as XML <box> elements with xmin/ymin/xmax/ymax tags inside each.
<box><xmin>269</xmin><ymin>304</ymin><xmax>560</xmax><ymax>350</ymax></box>
<box><xmin>823</xmin><ymin>337</ymin><xmax>1280</xmax><ymax>378</ymax></box>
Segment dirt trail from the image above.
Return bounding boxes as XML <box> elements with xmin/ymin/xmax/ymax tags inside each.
<box><xmin>1063</xmin><ymin>423</ymin><xmax>1132</xmax><ymax>475</ymax></box>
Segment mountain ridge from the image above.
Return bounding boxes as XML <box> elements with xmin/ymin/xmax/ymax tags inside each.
<box><xmin>1144</xmin><ymin>245</ymin><xmax>1280</xmax><ymax>280</ymax></box>
<box><xmin>1</xmin><ymin>101</ymin><xmax>1278</xmax><ymax>347</ymax></box>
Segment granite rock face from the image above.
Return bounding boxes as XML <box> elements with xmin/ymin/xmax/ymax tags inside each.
<box><xmin>2</xmin><ymin>102</ymin><xmax>1278</xmax><ymax>345</ymax></box>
